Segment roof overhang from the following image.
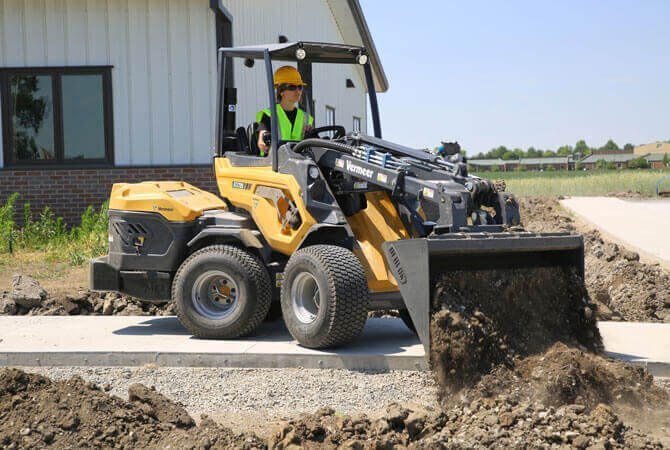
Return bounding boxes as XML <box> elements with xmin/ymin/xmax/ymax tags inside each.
<box><xmin>327</xmin><ymin>0</ymin><xmax>388</xmax><ymax>92</ymax></box>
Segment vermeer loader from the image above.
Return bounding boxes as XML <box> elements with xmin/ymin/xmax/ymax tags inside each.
<box><xmin>91</xmin><ymin>42</ymin><xmax>585</xmax><ymax>352</ymax></box>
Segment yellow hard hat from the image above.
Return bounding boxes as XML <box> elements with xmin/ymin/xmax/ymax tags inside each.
<box><xmin>273</xmin><ymin>66</ymin><xmax>306</xmax><ymax>87</ymax></box>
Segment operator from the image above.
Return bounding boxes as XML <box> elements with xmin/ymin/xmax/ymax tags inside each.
<box><xmin>256</xmin><ymin>66</ymin><xmax>314</xmax><ymax>156</ymax></box>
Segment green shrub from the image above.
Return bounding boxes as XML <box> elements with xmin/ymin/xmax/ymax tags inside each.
<box><xmin>596</xmin><ymin>159</ymin><xmax>610</xmax><ymax>170</ymax></box>
<box><xmin>0</xmin><ymin>194</ymin><xmax>109</xmax><ymax>265</ymax></box>
<box><xmin>628</xmin><ymin>157</ymin><xmax>649</xmax><ymax>169</ymax></box>
<box><xmin>0</xmin><ymin>193</ymin><xmax>19</xmax><ymax>253</ymax></box>
<box><xmin>17</xmin><ymin>205</ymin><xmax>66</xmax><ymax>250</ymax></box>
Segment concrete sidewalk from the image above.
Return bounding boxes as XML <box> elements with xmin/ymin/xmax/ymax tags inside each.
<box><xmin>560</xmin><ymin>197</ymin><xmax>670</xmax><ymax>270</ymax></box>
<box><xmin>0</xmin><ymin>317</ymin><xmax>426</xmax><ymax>371</ymax></box>
<box><xmin>1</xmin><ymin>317</ymin><xmax>669</xmax><ymax>374</ymax></box>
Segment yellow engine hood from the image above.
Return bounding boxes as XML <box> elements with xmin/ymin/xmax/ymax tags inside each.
<box><xmin>109</xmin><ymin>181</ymin><xmax>226</xmax><ymax>222</ymax></box>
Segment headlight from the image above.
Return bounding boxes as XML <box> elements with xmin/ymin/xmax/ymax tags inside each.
<box><xmin>308</xmin><ymin>166</ymin><xmax>320</xmax><ymax>179</ymax></box>
<box><xmin>296</xmin><ymin>48</ymin><xmax>306</xmax><ymax>60</ymax></box>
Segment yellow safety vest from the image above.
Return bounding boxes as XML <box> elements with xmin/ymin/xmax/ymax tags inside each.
<box><xmin>256</xmin><ymin>105</ymin><xmax>314</xmax><ymax>155</ymax></box>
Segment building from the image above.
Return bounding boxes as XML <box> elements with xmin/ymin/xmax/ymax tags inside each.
<box><xmin>579</xmin><ymin>153</ymin><xmax>638</xmax><ymax>170</ymax></box>
<box><xmin>518</xmin><ymin>156</ymin><xmax>570</xmax><ymax>171</ymax></box>
<box><xmin>634</xmin><ymin>142</ymin><xmax>670</xmax><ymax>156</ymax></box>
<box><xmin>467</xmin><ymin>158</ymin><xmax>508</xmax><ymax>172</ymax></box>
<box><xmin>0</xmin><ymin>0</ymin><xmax>387</xmax><ymax>224</ymax></box>
<box><xmin>645</xmin><ymin>153</ymin><xmax>669</xmax><ymax>169</ymax></box>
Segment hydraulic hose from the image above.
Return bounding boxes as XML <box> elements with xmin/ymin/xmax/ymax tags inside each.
<box><xmin>291</xmin><ymin>138</ymin><xmax>357</xmax><ymax>155</ymax></box>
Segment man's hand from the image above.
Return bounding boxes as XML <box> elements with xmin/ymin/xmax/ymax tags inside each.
<box><xmin>258</xmin><ymin>130</ymin><xmax>269</xmax><ymax>154</ymax></box>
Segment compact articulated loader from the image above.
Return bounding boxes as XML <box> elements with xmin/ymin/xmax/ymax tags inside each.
<box><xmin>91</xmin><ymin>42</ymin><xmax>584</xmax><ymax>352</ymax></box>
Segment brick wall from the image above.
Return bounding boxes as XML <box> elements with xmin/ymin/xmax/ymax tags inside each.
<box><xmin>0</xmin><ymin>165</ymin><xmax>218</xmax><ymax>225</ymax></box>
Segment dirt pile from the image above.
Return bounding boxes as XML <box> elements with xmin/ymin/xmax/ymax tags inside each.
<box><xmin>520</xmin><ymin>196</ymin><xmax>670</xmax><ymax>322</ymax></box>
<box><xmin>429</xmin><ymin>267</ymin><xmax>601</xmax><ymax>394</ymax></box>
<box><xmin>0</xmin><ymin>275</ymin><xmax>172</xmax><ymax>316</ymax></box>
<box><xmin>270</xmin><ymin>397</ymin><xmax>665</xmax><ymax>449</ymax></box>
<box><xmin>0</xmin><ymin>368</ymin><xmax>263</xmax><ymax>449</ymax></box>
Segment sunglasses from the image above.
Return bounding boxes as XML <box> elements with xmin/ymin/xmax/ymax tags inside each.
<box><xmin>280</xmin><ymin>84</ymin><xmax>303</xmax><ymax>91</ymax></box>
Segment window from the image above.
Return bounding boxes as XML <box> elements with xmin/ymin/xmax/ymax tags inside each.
<box><xmin>325</xmin><ymin>106</ymin><xmax>336</xmax><ymax>138</ymax></box>
<box><xmin>353</xmin><ymin>116</ymin><xmax>361</xmax><ymax>133</ymax></box>
<box><xmin>1</xmin><ymin>67</ymin><xmax>113</xmax><ymax>166</ymax></box>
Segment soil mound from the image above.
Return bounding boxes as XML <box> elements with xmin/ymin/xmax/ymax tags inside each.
<box><xmin>429</xmin><ymin>267</ymin><xmax>601</xmax><ymax>395</ymax></box>
<box><xmin>270</xmin><ymin>396</ymin><xmax>666</xmax><ymax>449</ymax></box>
<box><xmin>1</xmin><ymin>278</ymin><xmax>173</xmax><ymax>316</ymax></box>
<box><xmin>466</xmin><ymin>342</ymin><xmax>668</xmax><ymax>409</ymax></box>
<box><xmin>520</xmin><ymin>196</ymin><xmax>670</xmax><ymax>322</ymax></box>
<box><xmin>0</xmin><ymin>368</ymin><xmax>263</xmax><ymax>449</ymax></box>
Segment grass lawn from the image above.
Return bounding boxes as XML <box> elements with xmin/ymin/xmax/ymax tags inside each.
<box><xmin>471</xmin><ymin>169</ymin><xmax>670</xmax><ymax>197</ymax></box>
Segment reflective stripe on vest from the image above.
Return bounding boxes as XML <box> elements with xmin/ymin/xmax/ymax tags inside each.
<box><xmin>256</xmin><ymin>104</ymin><xmax>314</xmax><ymax>141</ymax></box>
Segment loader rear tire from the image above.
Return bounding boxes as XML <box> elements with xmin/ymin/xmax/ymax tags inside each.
<box><xmin>172</xmin><ymin>245</ymin><xmax>272</xmax><ymax>339</ymax></box>
<box><xmin>281</xmin><ymin>245</ymin><xmax>369</xmax><ymax>348</ymax></box>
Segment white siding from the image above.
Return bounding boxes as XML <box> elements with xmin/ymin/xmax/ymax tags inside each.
<box><xmin>0</xmin><ymin>0</ymin><xmax>217</xmax><ymax>166</ymax></box>
<box><xmin>0</xmin><ymin>0</ymin><xmax>368</xmax><ymax>167</ymax></box>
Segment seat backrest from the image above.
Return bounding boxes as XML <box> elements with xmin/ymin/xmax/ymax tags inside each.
<box><xmin>235</xmin><ymin>126</ymin><xmax>250</xmax><ymax>154</ymax></box>
<box><xmin>247</xmin><ymin>122</ymin><xmax>260</xmax><ymax>155</ymax></box>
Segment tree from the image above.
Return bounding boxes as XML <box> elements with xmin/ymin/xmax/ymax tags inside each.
<box><xmin>663</xmin><ymin>153</ymin><xmax>669</xmax><ymax>167</ymax></box>
<box><xmin>599</xmin><ymin>139</ymin><xmax>620</xmax><ymax>152</ymax></box>
<box><xmin>501</xmin><ymin>150</ymin><xmax>516</xmax><ymax>160</ymax></box>
<box><xmin>543</xmin><ymin>150</ymin><xmax>557</xmax><ymax>157</ymax></box>
<box><xmin>623</xmin><ymin>143</ymin><xmax>635</xmax><ymax>153</ymax></box>
<box><xmin>556</xmin><ymin>145</ymin><xmax>573</xmax><ymax>156</ymax></box>
<box><xmin>574</xmin><ymin>140</ymin><xmax>590</xmax><ymax>158</ymax></box>
<box><xmin>491</xmin><ymin>146</ymin><xmax>509</xmax><ymax>159</ymax></box>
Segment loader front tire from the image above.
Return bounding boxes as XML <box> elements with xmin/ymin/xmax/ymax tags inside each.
<box><xmin>281</xmin><ymin>245</ymin><xmax>369</xmax><ymax>348</ymax></box>
<box><xmin>172</xmin><ymin>245</ymin><xmax>272</xmax><ymax>339</ymax></box>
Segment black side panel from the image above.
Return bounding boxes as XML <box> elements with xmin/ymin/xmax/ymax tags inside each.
<box><xmin>120</xmin><ymin>271</ymin><xmax>172</xmax><ymax>301</ymax></box>
<box><xmin>108</xmin><ymin>210</ymin><xmax>196</xmax><ymax>272</ymax></box>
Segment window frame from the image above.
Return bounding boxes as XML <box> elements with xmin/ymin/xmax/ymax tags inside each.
<box><xmin>325</xmin><ymin>105</ymin><xmax>336</xmax><ymax>127</ymax></box>
<box><xmin>353</xmin><ymin>116</ymin><xmax>361</xmax><ymax>133</ymax></box>
<box><xmin>0</xmin><ymin>66</ymin><xmax>114</xmax><ymax>168</ymax></box>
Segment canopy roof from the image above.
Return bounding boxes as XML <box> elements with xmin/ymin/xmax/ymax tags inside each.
<box><xmin>219</xmin><ymin>41</ymin><xmax>368</xmax><ymax>65</ymax></box>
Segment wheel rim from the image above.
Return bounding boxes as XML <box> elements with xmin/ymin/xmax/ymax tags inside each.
<box><xmin>191</xmin><ymin>270</ymin><xmax>239</xmax><ymax>320</ymax></box>
<box><xmin>291</xmin><ymin>272</ymin><xmax>321</xmax><ymax>324</ymax></box>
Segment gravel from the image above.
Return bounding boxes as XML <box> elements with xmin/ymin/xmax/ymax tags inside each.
<box><xmin>19</xmin><ymin>366</ymin><xmax>438</xmax><ymax>417</ymax></box>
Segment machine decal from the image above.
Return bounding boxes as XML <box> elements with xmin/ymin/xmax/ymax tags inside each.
<box><xmin>232</xmin><ymin>181</ymin><xmax>251</xmax><ymax>190</ymax></box>
<box><xmin>345</xmin><ymin>160</ymin><xmax>374</xmax><ymax>179</ymax></box>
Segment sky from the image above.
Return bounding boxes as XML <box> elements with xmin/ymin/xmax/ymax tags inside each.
<box><xmin>358</xmin><ymin>0</ymin><xmax>670</xmax><ymax>155</ymax></box>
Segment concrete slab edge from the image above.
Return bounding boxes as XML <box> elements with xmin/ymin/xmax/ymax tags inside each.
<box><xmin>0</xmin><ymin>352</ymin><xmax>429</xmax><ymax>371</ymax></box>
<box><xmin>559</xmin><ymin>199</ymin><xmax>670</xmax><ymax>272</ymax></box>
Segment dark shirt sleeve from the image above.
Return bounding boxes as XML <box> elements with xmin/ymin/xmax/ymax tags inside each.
<box><xmin>258</xmin><ymin>112</ymin><xmax>272</xmax><ymax>132</ymax></box>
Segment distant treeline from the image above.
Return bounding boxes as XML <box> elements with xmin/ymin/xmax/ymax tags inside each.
<box><xmin>470</xmin><ymin>139</ymin><xmax>636</xmax><ymax>160</ymax></box>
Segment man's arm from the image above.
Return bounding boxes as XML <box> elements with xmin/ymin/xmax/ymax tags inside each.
<box><xmin>257</xmin><ymin>114</ymin><xmax>272</xmax><ymax>154</ymax></box>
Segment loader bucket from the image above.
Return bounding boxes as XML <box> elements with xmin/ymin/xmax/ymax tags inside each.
<box><xmin>382</xmin><ymin>232</ymin><xmax>585</xmax><ymax>356</ymax></box>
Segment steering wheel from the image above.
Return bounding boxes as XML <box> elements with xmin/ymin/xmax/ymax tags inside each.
<box><xmin>304</xmin><ymin>125</ymin><xmax>346</xmax><ymax>140</ymax></box>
